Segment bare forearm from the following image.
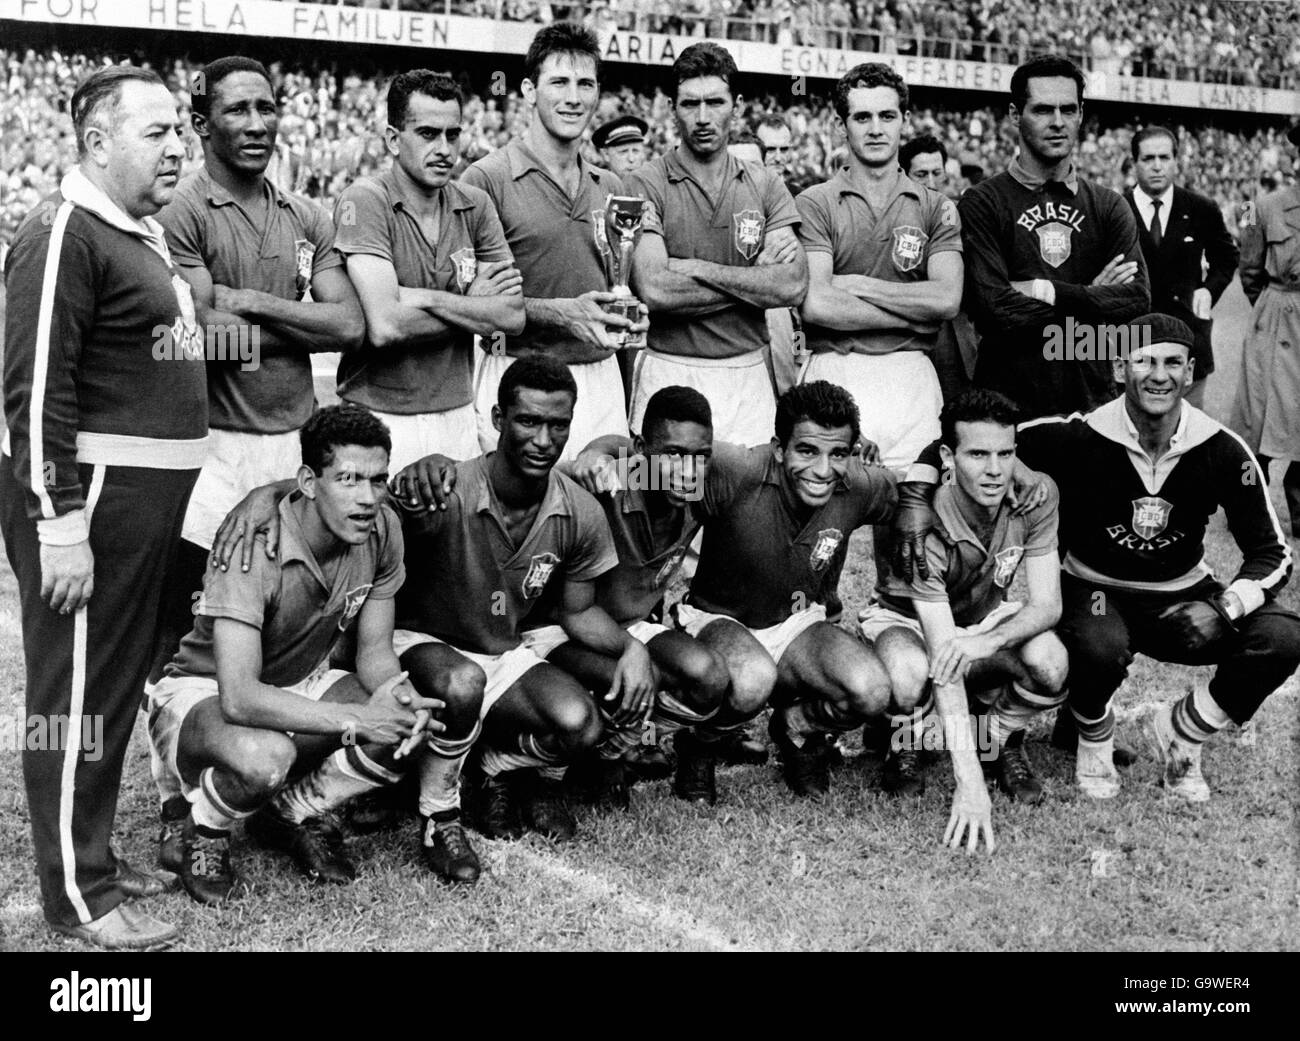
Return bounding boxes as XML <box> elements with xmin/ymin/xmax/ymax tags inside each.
<box><xmin>197</xmin><ymin>304</ymin><xmax>289</xmax><ymax>352</ymax></box>
<box><xmin>848</xmin><ymin>275</ymin><xmax>959</xmax><ymax>321</ymax></box>
<box><xmin>638</xmin><ymin>270</ymin><xmax>733</xmax><ymax>313</ymax></box>
<box><xmin>933</xmin><ymin>680</ymin><xmax>983</xmax><ymax>785</ymax></box>
<box><xmin>559</xmin><ymin>606</ymin><xmax>633</xmax><ymax>657</ymax></box>
<box><xmin>222</xmin><ymin>682</ymin><xmax>354</xmax><ymax>735</ymax></box>
<box><xmin>405</xmin><ymin>287</ymin><xmax>525</xmax><ymax>336</ymax></box>
<box><xmin>356</xmin><ymin>644</ymin><xmax>403</xmax><ymax>695</ymax></box>
<box><xmin>984</xmin><ymin>601</ymin><xmax>1060</xmax><ymax>653</ymax></box>
<box><xmin>236</xmin><ymin>289</ymin><xmax>363</xmax><ymax>351</ymax></box>
<box><xmin>690</xmin><ymin>259</ymin><xmax>805</xmax><ymax>309</ymax></box>
<box><xmin>803</xmin><ymin>284</ymin><xmax>919</xmax><ymax>331</ymax></box>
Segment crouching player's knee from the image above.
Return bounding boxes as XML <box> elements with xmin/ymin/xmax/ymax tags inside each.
<box><xmin>1018</xmin><ymin>631</ymin><xmax>1069</xmax><ymax>703</ymax></box>
<box><xmin>225</xmin><ymin>729</ymin><xmax>297</xmax><ymax>802</ymax></box>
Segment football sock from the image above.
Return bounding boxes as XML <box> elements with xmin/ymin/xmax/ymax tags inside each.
<box><xmin>596</xmin><ymin>708</ymin><xmax>643</xmax><ymax>761</ymax></box>
<box><xmin>273</xmin><ymin>746</ymin><xmax>402</xmax><ymax>824</ymax></box>
<box><xmin>650</xmin><ymin>689</ymin><xmax>718</xmax><ymax>736</ymax></box>
<box><xmin>1171</xmin><ymin>683</ymin><xmax>1231</xmax><ymax>744</ymax></box>
<box><xmin>886</xmin><ymin>692</ymin><xmax>934</xmax><ymax>753</ymax></box>
<box><xmin>1071</xmin><ymin>704</ymin><xmax>1115</xmax><ymax>745</ymax></box>
<box><xmin>190</xmin><ymin>767</ymin><xmax>252</xmax><ymax>832</ymax></box>
<box><xmin>780</xmin><ymin>698</ymin><xmax>857</xmax><ymax>746</ymax></box>
<box><xmin>480</xmin><ymin>732</ymin><xmax>564</xmax><ymax>777</ymax></box>
<box><xmin>990</xmin><ymin>681</ymin><xmax>1066</xmax><ymax>747</ymax></box>
<box><xmin>418</xmin><ymin>722</ymin><xmax>481</xmax><ymax>817</ymax></box>
<box><xmin>694</xmin><ymin>717</ymin><xmax>757</xmax><ymax>748</ymax></box>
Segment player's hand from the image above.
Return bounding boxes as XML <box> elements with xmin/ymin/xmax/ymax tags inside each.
<box><xmin>1090</xmin><ymin>255</ymin><xmax>1138</xmax><ymax>286</ymax></box>
<box><xmin>212</xmin><ymin>484</ymin><xmax>283</xmax><ymax>572</ymax></box>
<box><xmin>344</xmin><ymin>697</ymin><xmax>420</xmax><ymax>747</ymax></box>
<box><xmin>467</xmin><ymin>259</ymin><xmax>524</xmax><ymax>297</ymax></box>
<box><xmin>930</xmin><ymin>633</ymin><xmax>1000</xmax><ymax>686</ymax></box>
<box><xmin>212</xmin><ymin>284</ymin><xmax>252</xmax><ymax>315</ymax></box>
<box><xmin>40</xmin><ymin>539</ymin><xmax>94</xmax><ymax>614</ymax></box>
<box><xmin>370</xmin><ymin>671</ymin><xmax>448</xmax><ymax>758</ymax></box>
<box><xmin>944</xmin><ymin>780</ymin><xmax>995</xmax><ymax>854</ymax></box>
<box><xmin>892</xmin><ymin>480</ymin><xmax>937</xmax><ymax>582</ymax></box>
<box><xmin>1158</xmin><ymin>600</ymin><xmax>1231</xmax><ymax>651</ymax></box>
<box><xmin>607</xmin><ymin>640</ymin><xmax>656</xmax><ymax>725</ymax></box>
<box><xmin>1192</xmin><ymin>287</ymin><xmax>1213</xmax><ymax>320</ymax></box>
<box><xmin>756</xmin><ymin>234</ymin><xmax>800</xmax><ymax>266</ymax></box>
<box><xmin>391</xmin><ymin>453</ymin><xmax>458</xmax><ymax>511</ymax></box>
<box><xmin>1006</xmin><ymin>463</ymin><xmax>1049</xmax><ymax>516</ymax></box>
<box><xmin>854</xmin><ymin>437</ymin><xmax>882</xmax><ymax>467</ymax></box>
<box><xmin>571</xmin><ymin>449</ymin><xmax>622</xmax><ymax>496</ymax></box>
<box><xmin>565</xmin><ymin>291</ymin><xmax>632</xmax><ymax>353</ymax></box>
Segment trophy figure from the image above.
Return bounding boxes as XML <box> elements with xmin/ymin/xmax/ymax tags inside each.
<box><xmin>604</xmin><ymin>195</ymin><xmax>648</xmax><ymax>349</ymax></box>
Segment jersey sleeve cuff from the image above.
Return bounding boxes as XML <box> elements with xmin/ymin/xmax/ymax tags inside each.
<box><xmin>37</xmin><ymin>510</ymin><xmax>89</xmax><ymax>546</ymax></box>
<box><xmin>1225</xmin><ymin>579</ymin><xmax>1264</xmax><ymax>617</ymax></box>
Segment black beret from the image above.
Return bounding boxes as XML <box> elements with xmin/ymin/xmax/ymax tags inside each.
<box><xmin>1127</xmin><ymin>312</ymin><xmax>1195</xmax><ymax>351</ymax></box>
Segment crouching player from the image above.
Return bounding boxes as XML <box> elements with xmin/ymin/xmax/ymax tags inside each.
<box><xmin>148</xmin><ymin>406</ymin><xmax>443</xmax><ymax>904</ymax></box>
<box><xmin>862</xmin><ymin>389</ymin><xmax>1067</xmax><ymax>830</ymax></box>
<box><xmin>391</xmin><ymin>356</ymin><xmax>655</xmax><ymax>850</ymax></box>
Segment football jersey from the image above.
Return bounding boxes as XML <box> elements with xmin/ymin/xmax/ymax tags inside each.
<box><xmin>874</xmin><ymin>474</ymin><xmax>1059</xmax><ymax>626</ymax></box>
<box><xmin>166</xmin><ymin>495</ymin><xmax>405</xmax><ymax>687</ymax></box>
<box><xmin>397</xmin><ymin>454</ymin><xmax>619</xmax><ymax>654</ymax></box>
<box><xmin>688</xmin><ymin>442</ymin><xmax>898</xmax><ymax>627</ymax></box>
<box><xmin>591</xmin><ymin>484</ymin><xmax>701</xmax><ymax>624</ymax></box>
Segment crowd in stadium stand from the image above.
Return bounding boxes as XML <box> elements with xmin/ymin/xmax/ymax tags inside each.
<box><xmin>406</xmin><ymin>0</ymin><xmax>1299</xmax><ymax>88</ymax></box>
<box><xmin>2</xmin><ymin>46</ymin><xmax>1294</xmax><ymax>250</ymax></box>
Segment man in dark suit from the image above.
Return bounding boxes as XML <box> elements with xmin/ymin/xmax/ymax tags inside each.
<box><xmin>1125</xmin><ymin>126</ymin><xmax>1238</xmax><ymax>409</ymax></box>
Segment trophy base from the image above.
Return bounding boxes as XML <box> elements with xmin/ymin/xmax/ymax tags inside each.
<box><xmin>604</xmin><ymin>295</ymin><xmax>647</xmax><ymax>349</ymax></box>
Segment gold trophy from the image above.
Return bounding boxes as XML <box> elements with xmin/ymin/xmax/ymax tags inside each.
<box><xmin>604</xmin><ymin>195</ymin><xmax>647</xmax><ymax>349</ymax></box>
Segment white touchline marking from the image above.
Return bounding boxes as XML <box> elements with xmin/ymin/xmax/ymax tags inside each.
<box><xmin>497</xmin><ymin>844</ymin><xmax>763</xmax><ymax>952</ymax></box>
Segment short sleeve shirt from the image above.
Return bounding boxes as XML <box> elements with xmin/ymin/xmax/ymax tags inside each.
<box><xmin>333</xmin><ymin>172</ymin><xmax>512</xmax><ymax>415</ymax></box>
<box><xmin>593</xmin><ymin>485</ymin><xmax>702</xmax><ymax>624</ymax></box>
<box><xmin>689</xmin><ymin>442</ymin><xmax>899</xmax><ymax>627</ymax></box>
<box><xmin>461</xmin><ymin>140</ymin><xmax>625</xmax><ymax>365</ymax></box>
<box><xmin>875</xmin><ymin>474</ymin><xmax>1060</xmax><ymax>626</ymax></box>
<box><xmin>396</xmin><ymin>454</ymin><xmax>619</xmax><ymax>654</ymax></box>
<box><xmin>166</xmin><ymin>496</ymin><xmax>406</xmax><ymax>687</ymax></box>
<box><xmin>796</xmin><ymin>169</ymin><xmax>961</xmax><ymax>357</ymax></box>
<box><xmin>626</xmin><ymin>150</ymin><xmax>801</xmax><ymax>360</ymax></box>
<box><xmin>157</xmin><ymin>167</ymin><xmax>342</xmax><ymax>433</ymax></box>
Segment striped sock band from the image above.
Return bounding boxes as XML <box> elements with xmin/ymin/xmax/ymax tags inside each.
<box><xmin>989</xmin><ymin>682</ymin><xmax>1066</xmax><ymax>746</ymax></box>
<box><xmin>1171</xmin><ymin>683</ymin><xmax>1230</xmax><ymax>744</ymax></box>
<box><xmin>597</xmin><ymin>709</ymin><xmax>644</xmax><ymax>761</ymax></box>
<box><xmin>418</xmin><ymin>723</ymin><xmax>481</xmax><ymax>817</ymax></box>
<box><xmin>191</xmin><ymin>767</ymin><xmax>255</xmax><ymax>832</ymax></box>
<box><xmin>1070</xmin><ymin>705</ymin><xmax>1115</xmax><ymax>744</ymax></box>
<box><xmin>274</xmin><ymin>746</ymin><xmax>402</xmax><ymax>824</ymax></box>
<box><xmin>652</xmin><ymin>689</ymin><xmax>719</xmax><ymax>735</ymax></box>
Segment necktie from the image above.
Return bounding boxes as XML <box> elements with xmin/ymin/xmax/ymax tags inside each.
<box><xmin>1149</xmin><ymin>197</ymin><xmax>1163</xmax><ymax>250</ymax></box>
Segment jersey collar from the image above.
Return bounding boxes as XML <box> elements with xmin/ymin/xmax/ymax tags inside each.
<box><xmin>664</xmin><ymin>147</ymin><xmax>748</xmax><ymax>188</ymax></box>
<box><xmin>832</xmin><ymin>166</ymin><xmax>921</xmax><ymax>203</ymax></box>
<box><xmin>383</xmin><ymin>165</ymin><xmax>477</xmax><ymax>214</ymax></box>
<box><xmin>1084</xmin><ymin>396</ymin><xmax>1220</xmax><ymax>494</ymax></box>
<box><xmin>196</xmin><ymin>165</ymin><xmax>292</xmax><ymax>210</ymax></box>
<box><xmin>507</xmin><ymin>138</ymin><xmax>604</xmax><ymax>188</ymax></box>
<box><xmin>1008</xmin><ymin>153</ymin><xmax>1079</xmax><ymax>195</ymax></box>
<box><xmin>60</xmin><ymin>167</ymin><xmax>171</xmax><ymax>262</ymax></box>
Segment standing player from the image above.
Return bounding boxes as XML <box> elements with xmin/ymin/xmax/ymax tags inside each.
<box><xmin>863</xmin><ymin>389</ymin><xmax>1067</xmax><ymax>807</ymax></box>
<box><xmin>796</xmin><ymin>63</ymin><xmax>962</xmax><ymax>472</ymax></box>
<box><xmin>391</xmin><ymin>357</ymin><xmax>655</xmax><ymax>842</ymax></box>
<box><xmin>462</xmin><ymin>24</ymin><xmax>641</xmax><ymax>460</ymax></box>
<box><xmin>148</xmin><ymin>406</ymin><xmax>444</xmax><ymax>903</ymax></box>
<box><xmin>1014</xmin><ymin>315</ymin><xmax>1299</xmax><ymax>800</ymax></box>
<box><xmin>625</xmin><ymin>42</ymin><xmax>807</xmax><ymax>447</ymax></box>
<box><xmin>1124</xmin><ymin>126</ymin><xmax>1238</xmax><ymax>410</ymax></box>
<box><xmin>335</xmin><ymin>70</ymin><xmax>524</xmax><ymax>471</ymax></box>
<box><xmin>1</xmin><ymin>66</ymin><xmax>204</xmax><ymax>948</ymax></box>
<box><xmin>959</xmin><ymin>55</ymin><xmax>1150</xmax><ymax>419</ymax></box>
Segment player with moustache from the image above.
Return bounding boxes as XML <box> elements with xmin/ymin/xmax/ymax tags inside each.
<box><xmin>462</xmin><ymin>24</ymin><xmax>645</xmax><ymax>460</ymax></box>
<box><xmin>390</xmin><ymin>356</ymin><xmax>656</xmax><ymax>846</ymax></box>
<box><xmin>334</xmin><ymin>70</ymin><xmax>523</xmax><ymax>472</ymax></box>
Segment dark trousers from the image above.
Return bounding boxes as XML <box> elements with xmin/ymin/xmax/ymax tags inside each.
<box><xmin>1257</xmin><ymin>455</ymin><xmax>1300</xmax><ymax>537</ymax></box>
<box><xmin>1057</xmin><ymin>572</ymin><xmax>1300</xmax><ymax>726</ymax></box>
<box><xmin>0</xmin><ymin>454</ymin><xmax>197</xmax><ymax>927</ymax></box>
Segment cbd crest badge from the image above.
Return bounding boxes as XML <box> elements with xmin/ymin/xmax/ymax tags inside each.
<box><xmin>450</xmin><ymin>247</ymin><xmax>478</xmax><ymax>290</ymax></box>
<box><xmin>294</xmin><ymin>238</ymin><xmax>314</xmax><ymax>299</ymax></box>
<box><xmin>734</xmin><ymin>208</ymin><xmax>765</xmax><ymax>261</ymax></box>
<box><xmin>1131</xmin><ymin>496</ymin><xmax>1173</xmax><ymax>540</ymax></box>
<box><xmin>809</xmin><ymin>528</ymin><xmax>843</xmax><ymax>573</ymax></box>
<box><xmin>522</xmin><ymin>552</ymin><xmax>560</xmax><ymax>599</ymax></box>
<box><xmin>890</xmin><ymin>225</ymin><xmax>928</xmax><ymax>272</ymax></box>
<box><xmin>1035</xmin><ymin>221</ymin><xmax>1073</xmax><ymax>267</ymax></box>
<box><xmin>339</xmin><ymin>583</ymin><xmax>374</xmax><ymax>628</ymax></box>
<box><xmin>992</xmin><ymin>546</ymin><xmax>1024</xmax><ymax>588</ymax></box>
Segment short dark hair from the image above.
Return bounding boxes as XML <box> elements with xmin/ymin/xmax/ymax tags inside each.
<box><xmin>1131</xmin><ymin>125</ymin><xmax>1179</xmax><ymax>160</ymax></box>
<box><xmin>673</xmin><ymin>41</ymin><xmax>738</xmax><ymax>100</ymax></box>
<box><xmin>70</xmin><ymin>64</ymin><xmax>166</xmax><ymax>159</ymax></box>
<box><xmin>1009</xmin><ymin>54</ymin><xmax>1085</xmax><ymax>112</ymax></box>
<box><xmin>900</xmin><ymin>134</ymin><xmax>948</xmax><ymax>174</ymax></box>
<box><xmin>386</xmin><ymin>69</ymin><xmax>462</xmax><ymax>128</ymax></box>
<box><xmin>940</xmin><ymin>388</ymin><xmax>1021</xmax><ymax>451</ymax></box>
<box><xmin>524</xmin><ymin>22</ymin><xmax>602</xmax><ymax>85</ymax></box>
<box><xmin>191</xmin><ymin>56</ymin><xmax>272</xmax><ymax>120</ymax></box>
<box><xmin>641</xmin><ymin>386</ymin><xmax>713</xmax><ymax>442</ymax></box>
<box><xmin>833</xmin><ymin>62</ymin><xmax>909</xmax><ymax>122</ymax></box>
<box><xmin>300</xmin><ymin>403</ymin><xmax>392</xmax><ymax>475</ymax></box>
<box><xmin>728</xmin><ymin>127</ymin><xmax>759</xmax><ymax>146</ymax></box>
<box><xmin>755</xmin><ymin>114</ymin><xmax>791</xmax><ymax>135</ymax></box>
<box><xmin>775</xmin><ymin>381</ymin><xmax>860</xmax><ymax>449</ymax></box>
<box><xmin>498</xmin><ymin>355</ymin><xmax>578</xmax><ymax>414</ymax></box>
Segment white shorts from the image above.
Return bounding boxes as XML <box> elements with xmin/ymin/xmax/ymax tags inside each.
<box><xmin>673</xmin><ymin>602</ymin><xmax>827</xmax><ymax>665</ymax></box>
<box><xmin>147</xmin><ymin>663</ymin><xmax>351</xmax><ymax>795</ymax></box>
<box><xmin>517</xmin><ymin>619</ymin><xmax>671</xmax><ymax>661</ymax></box>
<box><xmin>391</xmin><ymin>629</ymin><xmax>549</xmax><ymax>719</ymax></box>
<box><xmin>630</xmin><ymin>349</ymin><xmax>775</xmax><ymax>448</ymax></box>
<box><xmin>473</xmin><ymin>352</ymin><xmax>629</xmax><ymax>462</ymax></box>
<box><xmin>803</xmin><ymin>351</ymin><xmax>942</xmax><ymax>473</ymax></box>
<box><xmin>182</xmin><ymin>428</ymin><xmax>302</xmax><ymax>550</ymax></box>
<box><xmin>369</xmin><ymin>403</ymin><xmax>479</xmax><ymax>473</ymax></box>
<box><xmin>858</xmin><ymin>599</ymin><xmax>1023</xmax><ymax>643</ymax></box>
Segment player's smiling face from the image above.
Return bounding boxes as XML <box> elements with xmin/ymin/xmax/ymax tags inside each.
<box><xmin>388</xmin><ymin>93</ymin><xmax>463</xmax><ymax>192</ymax></box>
<box><xmin>775</xmin><ymin>421</ymin><xmax>854</xmax><ymax>508</ymax></box>
<box><xmin>1117</xmin><ymin>341</ymin><xmax>1193</xmax><ymax>418</ymax></box>
<box><xmin>675</xmin><ymin>76</ymin><xmax>735</xmax><ymax>160</ymax></box>
<box><xmin>841</xmin><ymin>85</ymin><xmax>906</xmax><ymax>169</ymax></box>
<box><xmin>88</xmin><ymin>80</ymin><xmax>185</xmax><ymax>219</ymax></box>
<box><xmin>1012</xmin><ymin>76</ymin><xmax>1081</xmax><ymax>165</ymax></box>
<box><xmin>1134</xmin><ymin>133</ymin><xmax>1178</xmax><ymax>197</ymax></box>
<box><xmin>525</xmin><ymin>53</ymin><xmax>599</xmax><ymax>144</ymax></box>
<box><xmin>942</xmin><ymin>421</ymin><xmax>1016</xmax><ymax>512</ymax></box>
<box><xmin>198</xmin><ymin>71</ymin><xmax>278</xmax><ymax>177</ymax></box>
<box><xmin>494</xmin><ymin>388</ymin><xmax>575</xmax><ymax>479</ymax></box>
<box><xmin>301</xmin><ymin>444</ymin><xmax>391</xmax><ymax>546</ymax></box>
<box><xmin>637</xmin><ymin>419</ymin><xmax>714</xmax><ymax>508</ymax></box>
